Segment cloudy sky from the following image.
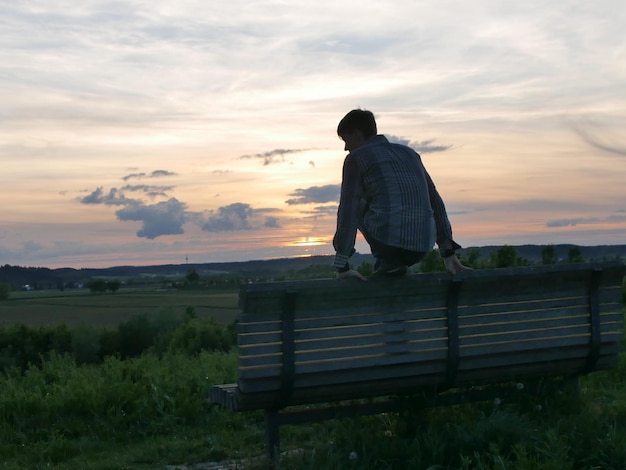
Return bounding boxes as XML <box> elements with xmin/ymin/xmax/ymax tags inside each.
<box><xmin>1</xmin><ymin>0</ymin><xmax>625</xmax><ymax>269</ymax></box>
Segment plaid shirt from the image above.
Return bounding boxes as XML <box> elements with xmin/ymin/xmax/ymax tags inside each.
<box><xmin>333</xmin><ymin>135</ymin><xmax>460</xmax><ymax>269</ymax></box>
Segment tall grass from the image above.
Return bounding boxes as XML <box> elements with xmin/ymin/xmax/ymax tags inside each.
<box><xmin>1</xmin><ymin>350</ymin><xmax>626</xmax><ymax>469</ymax></box>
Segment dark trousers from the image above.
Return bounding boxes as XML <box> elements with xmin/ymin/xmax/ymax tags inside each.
<box><xmin>363</xmin><ymin>232</ymin><xmax>425</xmax><ymax>270</ymax></box>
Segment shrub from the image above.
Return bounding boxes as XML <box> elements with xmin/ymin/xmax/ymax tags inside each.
<box><xmin>0</xmin><ymin>283</ymin><xmax>10</xmax><ymax>300</ymax></box>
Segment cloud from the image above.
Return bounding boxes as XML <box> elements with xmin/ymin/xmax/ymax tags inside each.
<box><xmin>264</xmin><ymin>216</ymin><xmax>281</xmax><ymax>228</ymax></box>
<box><xmin>573</xmin><ymin>127</ymin><xmax>626</xmax><ymax>157</ymax></box>
<box><xmin>115</xmin><ymin>198</ymin><xmax>187</xmax><ymax>239</ymax></box>
<box><xmin>285</xmin><ymin>184</ymin><xmax>340</xmax><ymax>205</ymax></box>
<box><xmin>546</xmin><ymin>213</ymin><xmax>626</xmax><ymax>228</ymax></box>
<box><xmin>387</xmin><ymin>135</ymin><xmax>452</xmax><ymax>153</ymax></box>
<box><xmin>151</xmin><ymin>170</ymin><xmax>177</xmax><ymax>177</ymax></box>
<box><xmin>121</xmin><ymin>184</ymin><xmax>175</xmax><ymax>197</ymax></box>
<box><xmin>201</xmin><ymin>203</ymin><xmax>257</xmax><ymax>232</ymax></box>
<box><xmin>240</xmin><ymin>148</ymin><xmax>305</xmax><ymax>166</ymax></box>
<box><xmin>122</xmin><ymin>170</ymin><xmax>178</xmax><ymax>181</ymax></box>
<box><xmin>122</xmin><ymin>172</ymin><xmax>146</xmax><ymax>181</ymax></box>
<box><xmin>80</xmin><ymin>187</ymin><xmax>129</xmax><ymax>206</ymax></box>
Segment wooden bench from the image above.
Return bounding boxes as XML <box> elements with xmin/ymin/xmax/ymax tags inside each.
<box><xmin>210</xmin><ymin>260</ymin><xmax>625</xmax><ymax>458</ymax></box>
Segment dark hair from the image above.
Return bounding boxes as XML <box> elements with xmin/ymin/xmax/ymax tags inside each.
<box><xmin>337</xmin><ymin>109</ymin><xmax>377</xmax><ymax>139</ymax></box>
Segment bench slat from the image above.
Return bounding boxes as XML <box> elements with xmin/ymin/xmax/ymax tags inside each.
<box><xmin>237</xmin><ymin>330</ymin><xmax>623</xmax><ymax>383</ymax></box>
<box><xmin>237</xmin><ymin>312</ymin><xmax>623</xmax><ymax>363</ymax></box>
<box><xmin>236</xmin><ymin>348</ymin><xmax>621</xmax><ymax>400</ymax></box>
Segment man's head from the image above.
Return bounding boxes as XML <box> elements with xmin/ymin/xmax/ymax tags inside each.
<box><xmin>337</xmin><ymin>109</ymin><xmax>377</xmax><ymax>152</ymax></box>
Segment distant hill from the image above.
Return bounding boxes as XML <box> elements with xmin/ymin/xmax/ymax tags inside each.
<box><xmin>1</xmin><ymin>244</ymin><xmax>625</xmax><ymax>289</ymax></box>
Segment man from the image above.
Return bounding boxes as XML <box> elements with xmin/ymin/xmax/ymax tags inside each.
<box><xmin>333</xmin><ymin>109</ymin><xmax>470</xmax><ymax>280</ymax></box>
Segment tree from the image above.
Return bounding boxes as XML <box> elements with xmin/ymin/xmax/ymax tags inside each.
<box><xmin>541</xmin><ymin>244</ymin><xmax>558</xmax><ymax>265</ymax></box>
<box><xmin>0</xmin><ymin>283</ymin><xmax>10</xmax><ymax>300</ymax></box>
<box><xmin>87</xmin><ymin>280</ymin><xmax>107</xmax><ymax>293</ymax></box>
<box><xmin>493</xmin><ymin>245</ymin><xmax>518</xmax><ymax>268</ymax></box>
<box><xmin>357</xmin><ymin>261</ymin><xmax>374</xmax><ymax>277</ymax></box>
<box><xmin>462</xmin><ymin>247</ymin><xmax>482</xmax><ymax>269</ymax></box>
<box><xmin>419</xmin><ymin>250</ymin><xmax>446</xmax><ymax>273</ymax></box>
<box><xmin>568</xmin><ymin>246</ymin><xmax>585</xmax><ymax>263</ymax></box>
<box><xmin>186</xmin><ymin>268</ymin><xmax>200</xmax><ymax>284</ymax></box>
<box><xmin>106</xmin><ymin>280</ymin><xmax>121</xmax><ymax>293</ymax></box>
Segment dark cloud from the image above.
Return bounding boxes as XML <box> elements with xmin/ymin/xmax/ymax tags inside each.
<box><xmin>122</xmin><ymin>169</ymin><xmax>178</xmax><ymax>181</ymax></box>
<box><xmin>202</xmin><ymin>203</ymin><xmax>255</xmax><ymax>231</ymax></box>
<box><xmin>310</xmin><ymin>205</ymin><xmax>338</xmax><ymax>215</ymax></box>
<box><xmin>151</xmin><ymin>169</ymin><xmax>177</xmax><ymax>177</ymax></box>
<box><xmin>387</xmin><ymin>135</ymin><xmax>452</xmax><ymax>153</ymax></box>
<box><xmin>121</xmin><ymin>184</ymin><xmax>175</xmax><ymax>197</ymax></box>
<box><xmin>80</xmin><ymin>187</ymin><xmax>129</xmax><ymax>205</ymax></box>
<box><xmin>115</xmin><ymin>198</ymin><xmax>187</xmax><ymax>239</ymax></box>
<box><xmin>240</xmin><ymin>148</ymin><xmax>305</xmax><ymax>166</ymax></box>
<box><xmin>285</xmin><ymin>184</ymin><xmax>340</xmax><ymax>205</ymax></box>
<box><xmin>573</xmin><ymin>127</ymin><xmax>626</xmax><ymax>157</ymax></box>
<box><xmin>122</xmin><ymin>172</ymin><xmax>146</xmax><ymax>181</ymax></box>
<box><xmin>264</xmin><ymin>216</ymin><xmax>281</xmax><ymax>228</ymax></box>
<box><xmin>201</xmin><ymin>203</ymin><xmax>283</xmax><ymax>231</ymax></box>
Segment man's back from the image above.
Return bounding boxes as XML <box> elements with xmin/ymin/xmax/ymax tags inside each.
<box><xmin>347</xmin><ymin>135</ymin><xmax>435</xmax><ymax>252</ymax></box>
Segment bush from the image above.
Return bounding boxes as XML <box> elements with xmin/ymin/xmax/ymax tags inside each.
<box><xmin>162</xmin><ymin>318</ymin><xmax>236</xmax><ymax>355</ymax></box>
<box><xmin>0</xmin><ymin>283</ymin><xmax>10</xmax><ymax>300</ymax></box>
<box><xmin>0</xmin><ymin>313</ymin><xmax>236</xmax><ymax>373</ymax></box>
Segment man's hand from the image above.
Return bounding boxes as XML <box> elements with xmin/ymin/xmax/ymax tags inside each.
<box><xmin>443</xmin><ymin>255</ymin><xmax>473</xmax><ymax>275</ymax></box>
<box><xmin>337</xmin><ymin>269</ymin><xmax>368</xmax><ymax>281</ymax></box>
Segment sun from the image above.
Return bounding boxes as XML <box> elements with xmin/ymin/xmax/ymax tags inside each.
<box><xmin>286</xmin><ymin>237</ymin><xmax>326</xmax><ymax>247</ymax></box>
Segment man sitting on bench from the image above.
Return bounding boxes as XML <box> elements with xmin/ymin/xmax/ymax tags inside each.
<box><xmin>333</xmin><ymin>109</ymin><xmax>471</xmax><ymax>279</ymax></box>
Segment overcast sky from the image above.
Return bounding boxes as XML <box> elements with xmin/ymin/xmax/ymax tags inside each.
<box><xmin>1</xmin><ymin>0</ymin><xmax>625</xmax><ymax>269</ymax></box>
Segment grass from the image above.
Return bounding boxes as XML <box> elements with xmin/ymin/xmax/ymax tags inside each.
<box><xmin>0</xmin><ymin>288</ymin><xmax>239</xmax><ymax>328</ymax></box>
<box><xmin>1</xmin><ymin>350</ymin><xmax>625</xmax><ymax>469</ymax></box>
<box><xmin>1</xmin><ymin>288</ymin><xmax>625</xmax><ymax>469</ymax></box>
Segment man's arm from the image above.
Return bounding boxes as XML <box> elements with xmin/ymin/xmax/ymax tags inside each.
<box><xmin>423</xmin><ymin>168</ymin><xmax>461</xmax><ymax>254</ymax></box>
<box><xmin>422</xmin><ymin>167</ymin><xmax>472</xmax><ymax>274</ymax></box>
<box><xmin>333</xmin><ymin>156</ymin><xmax>364</xmax><ymax>271</ymax></box>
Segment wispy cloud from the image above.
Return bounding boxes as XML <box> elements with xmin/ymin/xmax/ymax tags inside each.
<box><xmin>573</xmin><ymin>127</ymin><xmax>626</xmax><ymax>157</ymax></box>
<box><xmin>387</xmin><ymin>135</ymin><xmax>452</xmax><ymax>153</ymax></box>
<box><xmin>122</xmin><ymin>170</ymin><xmax>178</xmax><ymax>181</ymax></box>
<box><xmin>240</xmin><ymin>149</ymin><xmax>306</xmax><ymax>166</ymax></box>
<box><xmin>547</xmin><ymin>213</ymin><xmax>626</xmax><ymax>228</ymax></box>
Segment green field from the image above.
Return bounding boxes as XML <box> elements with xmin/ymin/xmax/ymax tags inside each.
<box><xmin>0</xmin><ymin>288</ymin><xmax>239</xmax><ymax>328</ymax></box>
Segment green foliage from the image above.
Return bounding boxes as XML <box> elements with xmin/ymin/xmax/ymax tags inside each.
<box><xmin>357</xmin><ymin>261</ymin><xmax>374</xmax><ymax>277</ymax></box>
<box><xmin>568</xmin><ymin>245</ymin><xmax>585</xmax><ymax>263</ymax></box>
<box><xmin>0</xmin><ymin>311</ymin><xmax>236</xmax><ymax>372</ymax></box>
<box><xmin>106</xmin><ymin>280</ymin><xmax>121</xmax><ymax>292</ymax></box>
<box><xmin>288</xmin><ymin>263</ymin><xmax>336</xmax><ymax>280</ymax></box>
<box><xmin>186</xmin><ymin>268</ymin><xmax>200</xmax><ymax>284</ymax></box>
<box><xmin>0</xmin><ymin>323</ymin><xmax>73</xmax><ymax>371</ymax></box>
<box><xmin>0</xmin><ymin>351</ymin><xmax>239</xmax><ymax>467</ymax></box>
<box><xmin>419</xmin><ymin>250</ymin><xmax>446</xmax><ymax>272</ymax></box>
<box><xmin>541</xmin><ymin>244</ymin><xmax>558</xmax><ymax>264</ymax></box>
<box><xmin>86</xmin><ymin>279</ymin><xmax>121</xmax><ymax>293</ymax></box>
<box><xmin>462</xmin><ymin>247</ymin><xmax>482</xmax><ymax>269</ymax></box>
<box><xmin>1</xmin><ymin>338</ymin><xmax>626</xmax><ymax>468</ymax></box>
<box><xmin>489</xmin><ymin>245</ymin><xmax>529</xmax><ymax>268</ymax></box>
<box><xmin>0</xmin><ymin>283</ymin><xmax>10</xmax><ymax>300</ymax></box>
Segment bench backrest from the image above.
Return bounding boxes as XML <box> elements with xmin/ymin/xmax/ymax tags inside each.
<box><xmin>235</xmin><ymin>261</ymin><xmax>625</xmax><ymax>409</ymax></box>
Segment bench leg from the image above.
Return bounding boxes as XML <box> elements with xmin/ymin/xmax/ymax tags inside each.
<box><xmin>264</xmin><ymin>409</ymin><xmax>280</xmax><ymax>461</ymax></box>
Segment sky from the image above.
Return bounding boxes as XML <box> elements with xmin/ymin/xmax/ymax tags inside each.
<box><xmin>1</xmin><ymin>0</ymin><xmax>625</xmax><ymax>269</ymax></box>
